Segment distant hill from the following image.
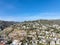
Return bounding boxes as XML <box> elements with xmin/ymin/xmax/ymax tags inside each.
<box><xmin>0</xmin><ymin>20</ymin><xmax>18</xmax><ymax>30</ymax></box>
<box><xmin>0</xmin><ymin>19</ymin><xmax>60</xmax><ymax>30</ymax></box>
<box><xmin>23</xmin><ymin>19</ymin><xmax>60</xmax><ymax>25</ymax></box>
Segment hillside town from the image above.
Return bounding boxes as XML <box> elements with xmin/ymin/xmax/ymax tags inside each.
<box><xmin>0</xmin><ymin>0</ymin><xmax>60</xmax><ymax>45</ymax></box>
<box><xmin>0</xmin><ymin>21</ymin><xmax>60</xmax><ymax>45</ymax></box>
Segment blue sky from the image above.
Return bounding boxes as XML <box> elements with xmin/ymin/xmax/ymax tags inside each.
<box><xmin>0</xmin><ymin>0</ymin><xmax>60</xmax><ymax>21</ymax></box>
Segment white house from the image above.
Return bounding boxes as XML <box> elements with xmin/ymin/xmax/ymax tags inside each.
<box><xmin>56</xmin><ymin>39</ymin><xmax>60</xmax><ymax>45</ymax></box>
<box><xmin>50</xmin><ymin>40</ymin><xmax>55</xmax><ymax>45</ymax></box>
<box><xmin>11</xmin><ymin>40</ymin><xmax>19</xmax><ymax>45</ymax></box>
<box><xmin>19</xmin><ymin>42</ymin><xmax>22</xmax><ymax>45</ymax></box>
<box><xmin>24</xmin><ymin>42</ymin><xmax>28</xmax><ymax>45</ymax></box>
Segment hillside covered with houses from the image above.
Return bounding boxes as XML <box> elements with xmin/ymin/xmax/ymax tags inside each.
<box><xmin>0</xmin><ymin>20</ymin><xmax>60</xmax><ymax>45</ymax></box>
